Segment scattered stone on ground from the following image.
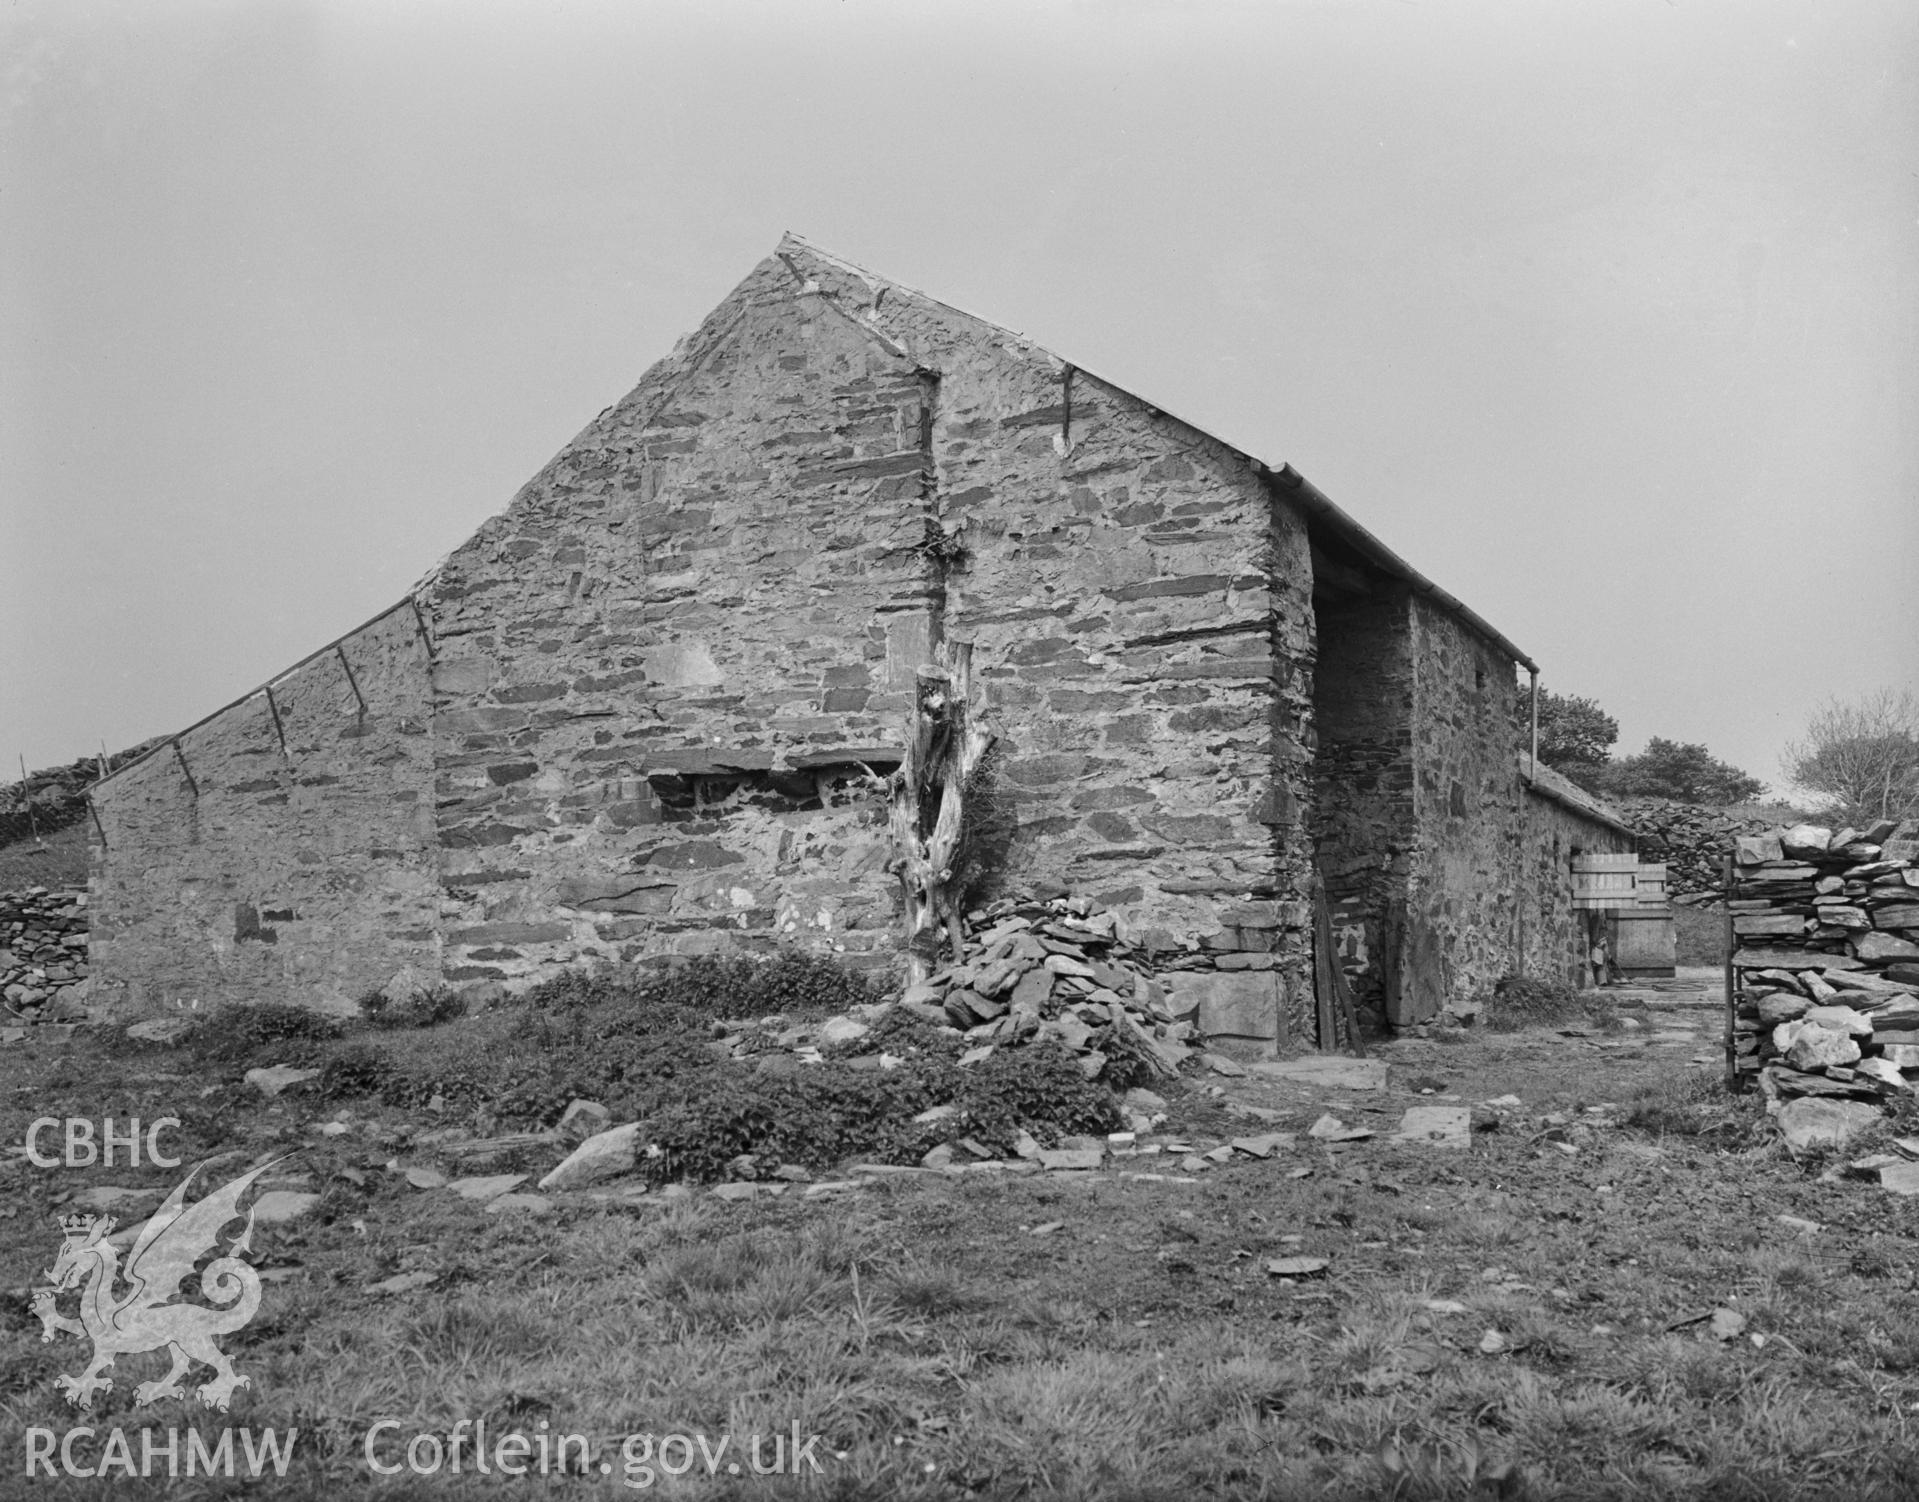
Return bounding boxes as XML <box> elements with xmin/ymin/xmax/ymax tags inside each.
<box><xmin>1775</xmin><ymin>1097</ymin><xmax>1880</xmax><ymax>1152</ymax></box>
<box><xmin>1251</xmin><ymin>1057</ymin><xmax>1389</xmax><ymax>1091</ymax></box>
<box><xmin>448</xmin><ymin>1174</ymin><xmax>526</xmax><ymax>1202</ymax></box>
<box><xmin>125</xmin><ymin>1016</ymin><xmax>194</xmax><ymax>1045</ymax></box>
<box><xmin>557</xmin><ymin>1099</ymin><xmax>611</xmax><ymax>1140</ymax></box>
<box><xmin>710</xmin><ymin>1182</ymin><xmax>784</xmax><ymax>1201</ymax></box>
<box><xmin>538</xmin><ymin>1122</ymin><xmax>642</xmax><ymax>1191</ymax></box>
<box><xmin>485</xmin><ymin>1192</ymin><xmax>554</xmax><ymax>1216</ymax></box>
<box><xmin>369</xmin><ymin>1271</ymin><xmax>438</xmax><ymax>1295</ymax></box>
<box><xmin>249</xmin><ymin>1190</ymin><xmax>322</xmax><ymax>1225</ymax></box>
<box><xmin>1391</xmin><ymin>1107</ymin><xmax>1471</xmax><ymax>1150</ymax></box>
<box><xmin>245</xmin><ymin>1064</ymin><xmax>320</xmax><ymax>1098</ymax></box>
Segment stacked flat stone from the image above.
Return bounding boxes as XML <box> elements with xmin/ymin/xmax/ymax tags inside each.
<box><xmin>0</xmin><ymin>886</ymin><xmax>90</xmax><ymax>1020</ymax></box>
<box><xmin>1728</xmin><ymin>820</ymin><xmax>1919</xmax><ymax>1100</ymax></box>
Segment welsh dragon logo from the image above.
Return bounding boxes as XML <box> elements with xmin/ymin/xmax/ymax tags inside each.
<box><xmin>30</xmin><ymin>1159</ymin><xmax>280</xmax><ymax>1412</ymax></box>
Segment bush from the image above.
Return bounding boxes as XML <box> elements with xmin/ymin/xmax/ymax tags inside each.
<box><xmin>517</xmin><ymin>969</ymin><xmax>639</xmax><ymax>1014</ymax></box>
<box><xmin>642</xmin><ymin>1041</ymin><xmax>1122</xmax><ymax>1182</ymax></box>
<box><xmin>359</xmin><ymin>985</ymin><xmax>467</xmax><ymax>1031</ymax></box>
<box><xmin>516</xmin><ymin>950</ymin><xmax>878</xmax><ymax>1025</ymax></box>
<box><xmin>379</xmin><ymin>1025</ymin><xmax>721</xmax><ymax>1127</ymax></box>
<box><xmin>1088</xmin><ymin>1018</ymin><xmax>1162</xmax><ymax>1091</ymax></box>
<box><xmin>647</xmin><ymin>1061</ymin><xmax>956</xmax><ymax>1183</ymax></box>
<box><xmin>319</xmin><ymin>1042</ymin><xmax>398</xmax><ymax>1100</ymax></box>
<box><xmin>817</xmin><ymin>1004</ymin><xmax>961</xmax><ymax>1062</ymax></box>
<box><xmin>183</xmin><ymin>1003</ymin><xmax>343</xmax><ymax>1067</ymax></box>
<box><xmin>639</xmin><ymin>949</ymin><xmax>880</xmax><ymax>1018</ymax></box>
<box><xmin>952</xmin><ymin>1043</ymin><xmax>1122</xmax><ymax>1151</ymax></box>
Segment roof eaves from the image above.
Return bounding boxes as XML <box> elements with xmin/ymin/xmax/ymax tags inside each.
<box><xmin>1520</xmin><ymin>753</ymin><xmax>1636</xmax><ymax>837</ymax></box>
<box><xmin>1266</xmin><ymin>466</ymin><xmax>1538</xmax><ymax>674</ymax></box>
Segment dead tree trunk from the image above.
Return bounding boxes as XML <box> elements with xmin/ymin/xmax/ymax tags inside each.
<box><xmin>889</xmin><ymin>642</ymin><xmax>993</xmax><ymax>984</ymax></box>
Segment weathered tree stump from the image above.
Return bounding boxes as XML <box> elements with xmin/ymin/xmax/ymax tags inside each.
<box><xmin>889</xmin><ymin>642</ymin><xmax>994</xmax><ymax>984</ymax></box>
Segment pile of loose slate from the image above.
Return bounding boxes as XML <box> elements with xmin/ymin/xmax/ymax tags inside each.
<box><xmin>890</xmin><ymin>893</ymin><xmax>1239</xmax><ymax>1080</ymax></box>
<box><xmin>709</xmin><ymin>895</ymin><xmax>1234</xmax><ymax>1082</ymax></box>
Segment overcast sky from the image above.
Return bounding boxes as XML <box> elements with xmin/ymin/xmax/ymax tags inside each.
<box><xmin>4</xmin><ymin>0</ymin><xmax>1915</xmax><ymax>793</ymax></box>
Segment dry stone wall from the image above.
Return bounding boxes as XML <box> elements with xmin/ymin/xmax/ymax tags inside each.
<box><xmin>1728</xmin><ymin>819</ymin><xmax>1919</xmax><ymax>1096</ymax></box>
<box><xmin>1</xmin><ymin>887</ymin><xmax>89</xmax><ymax>1019</ymax></box>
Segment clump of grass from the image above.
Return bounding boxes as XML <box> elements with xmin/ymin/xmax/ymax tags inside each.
<box><xmin>1622</xmin><ymin>1072</ymin><xmax>1769</xmax><ymax>1145</ymax></box>
<box><xmin>643</xmin><ymin>1230</ymin><xmax>845</xmax><ymax>1332</ymax></box>
<box><xmin>884</xmin><ymin>1263</ymin><xmax>989</xmax><ymax>1319</ymax></box>
<box><xmin>400</xmin><ymin>1296</ymin><xmax>558</xmax><ymax>1364</ymax></box>
<box><xmin>1484</xmin><ymin>975</ymin><xmax>1587</xmax><ymax>1032</ymax></box>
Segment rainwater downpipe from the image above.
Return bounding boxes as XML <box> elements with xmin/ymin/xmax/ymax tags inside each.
<box><xmin>1529</xmin><ymin>667</ymin><xmax>1539</xmax><ymax>774</ymax></box>
<box><xmin>1520</xmin><ymin>666</ymin><xmax>1540</xmax><ymax>980</ymax></box>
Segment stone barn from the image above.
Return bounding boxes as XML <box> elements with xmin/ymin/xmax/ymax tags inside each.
<box><xmin>87</xmin><ymin>235</ymin><xmax>1631</xmax><ymax>1036</ymax></box>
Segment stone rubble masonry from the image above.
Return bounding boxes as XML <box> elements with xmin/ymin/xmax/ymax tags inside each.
<box><xmin>1404</xmin><ymin>598</ymin><xmax>1533</xmax><ymax>1009</ymax></box>
<box><xmin>1518</xmin><ymin>764</ymin><xmax>1636</xmax><ymax>989</ymax></box>
<box><xmin>1308</xmin><ymin>582</ymin><xmax>1632</xmax><ymax>1021</ymax></box>
<box><xmin>1309</xmin><ymin>583</ymin><xmax>1414</xmax><ymax>1020</ymax></box>
<box><xmin>85</xmin><ymin>236</ymin><xmax>1624</xmax><ymax>1033</ymax></box>
<box><xmin>89</xmin><ymin>605</ymin><xmax>437</xmax><ymax>1015</ymax></box>
<box><xmin>1</xmin><ymin>886</ymin><xmax>91</xmax><ymax>1017</ymax></box>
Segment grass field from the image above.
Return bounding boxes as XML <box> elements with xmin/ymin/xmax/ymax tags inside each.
<box><xmin>4</xmin><ymin>985</ymin><xmax>1919</xmax><ymax>1500</ymax></box>
<box><xmin>0</xmin><ymin>823</ymin><xmax>88</xmax><ymax>891</ymax></box>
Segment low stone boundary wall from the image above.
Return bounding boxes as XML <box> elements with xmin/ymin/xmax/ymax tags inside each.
<box><xmin>1</xmin><ymin>887</ymin><xmax>90</xmax><ymax>1021</ymax></box>
<box><xmin>1727</xmin><ymin>821</ymin><xmax>1919</xmax><ymax>1097</ymax></box>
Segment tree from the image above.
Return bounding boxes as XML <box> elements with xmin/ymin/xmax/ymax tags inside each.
<box><xmin>1783</xmin><ymin>688</ymin><xmax>1919</xmax><ymax>828</ymax></box>
<box><xmin>1532</xmin><ymin>689</ymin><xmax>1619</xmax><ymax>782</ymax></box>
<box><xmin>1601</xmin><ymin>737</ymin><xmax>1766</xmax><ymax>805</ymax></box>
